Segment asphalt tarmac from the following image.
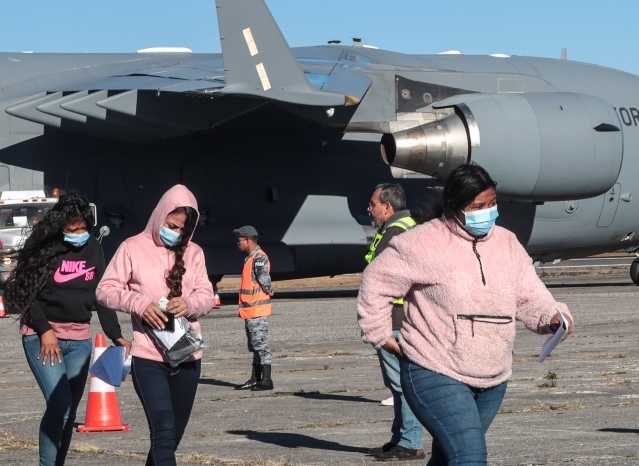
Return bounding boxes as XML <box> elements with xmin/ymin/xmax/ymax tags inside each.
<box><xmin>2</xmin><ymin>262</ymin><xmax>639</xmax><ymax>465</ymax></box>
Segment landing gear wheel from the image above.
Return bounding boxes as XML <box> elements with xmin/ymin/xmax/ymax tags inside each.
<box><xmin>630</xmin><ymin>259</ymin><xmax>639</xmax><ymax>285</ymax></box>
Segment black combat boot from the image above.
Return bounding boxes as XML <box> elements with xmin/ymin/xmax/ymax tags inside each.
<box><xmin>251</xmin><ymin>364</ymin><xmax>274</xmax><ymax>391</ymax></box>
<box><xmin>234</xmin><ymin>364</ymin><xmax>261</xmax><ymax>390</ymax></box>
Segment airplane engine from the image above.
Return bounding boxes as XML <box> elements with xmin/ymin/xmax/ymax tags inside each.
<box><xmin>381</xmin><ymin>92</ymin><xmax>623</xmax><ymax>201</ymax></box>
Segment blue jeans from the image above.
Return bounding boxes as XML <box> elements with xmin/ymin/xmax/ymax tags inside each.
<box><xmin>22</xmin><ymin>335</ymin><xmax>92</xmax><ymax>466</ymax></box>
<box><xmin>377</xmin><ymin>330</ymin><xmax>424</xmax><ymax>450</ymax></box>
<box><xmin>132</xmin><ymin>357</ymin><xmax>201</xmax><ymax>466</ymax></box>
<box><xmin>400</xmin><ymin>358</ymin><xmax>507</xmax><ymax>465</ymax></box>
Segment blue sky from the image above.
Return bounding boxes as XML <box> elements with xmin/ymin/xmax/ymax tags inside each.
<box><xmin>2</xmin><ymin>1</ymin><xmax>639</xmax><ymax>75</ymax></box>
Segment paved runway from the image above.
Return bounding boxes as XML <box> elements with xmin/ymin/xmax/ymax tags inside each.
<box><xmin>2</xmin><ymin>268</ymin><xmax>639</xmax><ymax>465</ymax></box>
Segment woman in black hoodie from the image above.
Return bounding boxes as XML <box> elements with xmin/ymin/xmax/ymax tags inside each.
<box><xmin>4</xmin><ymin>192</ymin><xmax>131</xmax><ymax>466</ymax></box>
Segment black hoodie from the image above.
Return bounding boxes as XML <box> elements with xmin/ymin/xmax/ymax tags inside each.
<box><xmin>28</xmin><ymin>236</ymin><xmax>123</xmax><ymax>342</ymax></box>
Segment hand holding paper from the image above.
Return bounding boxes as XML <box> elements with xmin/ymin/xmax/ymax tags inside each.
<box><xmin>538</xmin><ymin>311</ymin><xmax>568</xmax><ymax>363</ymax></box>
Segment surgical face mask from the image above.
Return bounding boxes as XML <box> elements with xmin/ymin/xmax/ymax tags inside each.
<box><xmin>160</xmin><ymin>226</ymin><xmax>181</xmax><ymax>247</ymax></box>
<box><xmin>461</xmin><ymin>205</ymin><xmax>499</xmax><ymax>237</ymax></box>
<box><xmin>63</xmin><ymin>231</ymin><xmax>90</xmax><ymax>247</ymax></box>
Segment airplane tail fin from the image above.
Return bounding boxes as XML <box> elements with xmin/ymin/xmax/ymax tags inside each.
<box><xmin>216</xmin><ymin>0</ymin><xmax>346</xmax><ymax>106</ymax></box>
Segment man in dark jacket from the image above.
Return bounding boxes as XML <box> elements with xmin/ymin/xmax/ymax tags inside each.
<box><xmin>365</xmin><ymin>183</ymin><xmax>425</xmax><ymax>462</ymax></box>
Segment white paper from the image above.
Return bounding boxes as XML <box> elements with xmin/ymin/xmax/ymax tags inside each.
<box><xmin>538</xmin><ymin>311</ymin><xmax>568</xmax><ymax>363</ymax></box>
<box><xmin>157</xmin><ymin>297</ymin><xmax>169</xmax><ymax>311</ymax></box>
<box><xmin>122</xmin><ymin>355</ymin><xmax>132</xmax><ymax>381</ymax></box>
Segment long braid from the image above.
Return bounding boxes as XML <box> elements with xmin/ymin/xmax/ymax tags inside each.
<box><xmin>164</xmin><ymin>206</ymin><xmax>197</xmax><ymax>299</ymax></box>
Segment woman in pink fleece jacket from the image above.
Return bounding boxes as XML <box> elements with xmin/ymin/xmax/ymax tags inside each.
<box><xmin>97</xmin><ymin>185</ymin><xmax>213</xmax><ymax>466</ymax></box>
<box><xmin>358</xmin><ymin>164</ymin><xmax>573</xmax><ymax>465</ymax></box>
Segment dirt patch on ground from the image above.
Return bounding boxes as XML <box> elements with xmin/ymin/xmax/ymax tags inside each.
<box><xmin>217</xmin><ymin>275</ymin><xmax>362</xmax><ymax>291</ymax></box>
<box><xmin>216</xmin><ymin>254</ymin><xmax>634</xmax><ymax>292</ymax></box>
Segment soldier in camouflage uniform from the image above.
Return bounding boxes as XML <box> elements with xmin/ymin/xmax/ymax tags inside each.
<box><xmin>234</xmin><ymin>225</ymin><xmax>274</xmax><ymax>391</ymax></box>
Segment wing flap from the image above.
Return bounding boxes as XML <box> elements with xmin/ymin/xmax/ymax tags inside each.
<box><xmin>61</xmin><ymin>90</ymin><xmax>109</xmax><ymax>119</ymax></box>
<box><xmin>6</xmin><ymin>92</ymin><xmax>63</xmax><ymax>127</ymax></box>
<box><xmin>37</xmin><ymin>91</ymin><xmax>89</xmax><ymax>123</ymax></box>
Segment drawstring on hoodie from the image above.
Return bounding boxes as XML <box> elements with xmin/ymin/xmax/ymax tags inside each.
<box><xmin>472</xmin><ymin>239</ymin><xmax>486</xmax><ymax>286</ymax></box>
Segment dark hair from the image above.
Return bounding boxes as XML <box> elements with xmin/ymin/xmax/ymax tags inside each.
<box><xmin>376</xmin><ymin>183</ymin><xmax>406</xmax><ymax>211</ymax></box>
<box><xmin>165</xmin><ymin>206</ymin><xmax>198</xmax><ymax>300</ymax></box>
<box><xmin>422</xmin><ymin>164</ymin><xmax>497</xmax><ymax>221</ymax></box>
<box><xmin>4</xmin><ymin>192</ymin><xmax>95</xmax><ymax>318</ymax></box>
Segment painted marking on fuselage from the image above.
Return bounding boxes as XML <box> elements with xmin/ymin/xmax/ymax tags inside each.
<box><xmin>255</xmin><ymin>63</ymin><xmax>271</xmax><ymax>91</ymax></box>
<box><xmin>616</xmin><ymin>107</ymin><xmax>639</xmax><ymax>126</ymax></box>
<box><xmin>242</xmin><ymin>28</ymin><xmax>259</xmax><ymax>57</ymax></box>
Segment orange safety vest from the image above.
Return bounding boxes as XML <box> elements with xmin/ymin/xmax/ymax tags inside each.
<box><xmin>238</xmin><ymin>250</ymin><xmax>272</xmax><ymax>320</ymax></box>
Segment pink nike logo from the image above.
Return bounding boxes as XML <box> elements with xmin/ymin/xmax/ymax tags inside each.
<box><xmin>54</xmin><ymin>260</ymin><xmax>96</xmax><ymax>283</ymax></box>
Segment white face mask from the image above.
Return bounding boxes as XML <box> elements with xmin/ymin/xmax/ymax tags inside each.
<box><xmin>460</xmin><ymin>205</ymin><xmax>499</xmax><ymax>236</ymax></box>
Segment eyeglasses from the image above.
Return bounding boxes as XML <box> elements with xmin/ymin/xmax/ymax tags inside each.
<box><xmin>368</xmin><ymin>201</ymin><xmax>386</xmax><ymax>209</ymax></box>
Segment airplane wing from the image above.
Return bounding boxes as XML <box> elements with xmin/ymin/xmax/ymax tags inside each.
<box><xmin>4</xmin><ymin>0</ymin><xmax>371</xmax><ymax>142</ymax></box>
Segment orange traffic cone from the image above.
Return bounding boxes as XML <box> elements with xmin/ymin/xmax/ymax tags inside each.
<box><xmin>213</xmin><ymin>285</ymin><xmax>221</xmax><ymax>309</ymax></box>
<box><xmin>0</xmin><ymin>296</ymin><xmax>6</xmax><ymax>318</ymax></box>
<box><xmin>77</xmin><ymin>334</ymin><xmax>129</xmax><ymax>432</ymax></box>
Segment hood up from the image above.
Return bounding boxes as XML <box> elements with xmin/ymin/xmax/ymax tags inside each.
<box><xmin>144</xmin><ymin>185</ymin><xmax>199</xmax><ymax>247</ymax></box>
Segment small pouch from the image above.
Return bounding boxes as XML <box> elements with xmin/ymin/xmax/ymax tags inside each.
<box><xmin>148</xmin><ymin>297</ymin><xmax>209</xmax><ymax>367</ymax></box>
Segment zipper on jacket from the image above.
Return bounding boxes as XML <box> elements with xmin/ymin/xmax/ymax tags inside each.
<box><xmin>457</xmin><ymin>315</ymin><xmax>513</xmax><ymax>337</ymax></box>
<box><xmin>472</xmin><ymin>239</ymin><xmax>486</xmax><ymax>286</ymax></box>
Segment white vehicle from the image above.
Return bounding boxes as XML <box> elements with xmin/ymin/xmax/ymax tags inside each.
<box><xmin>0</xmin><ymin>190</ymin><xmax>59</xmax><ymax>286</ymax></box>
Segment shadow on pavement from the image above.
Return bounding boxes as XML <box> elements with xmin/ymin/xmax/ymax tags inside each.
<box><xmin>199</xmin><ymin>378</ymin><xmax>236</xmax><ymax>388</ymax></box>
<box><xmin>227</xmin><ymin>430</ymin><xmax>369</xmax><ymax>453</ymax></box>
<box><xmin>293</xmin><ymin>391</ymin><xmax>379</xmax><ymax>404</ymax></box>
<box><xmin>598</xmin><ymin>428</ymin><xmax>639</xmax><ymax>434</ymax></box>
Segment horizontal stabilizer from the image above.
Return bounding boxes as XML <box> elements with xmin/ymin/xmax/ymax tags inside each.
<box><xmin>216</xmin><ymin>0</ymin><xmax>347</xmax><ymax>106</ymax></box>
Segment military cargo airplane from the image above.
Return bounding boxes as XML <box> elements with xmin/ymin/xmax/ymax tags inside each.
<box><xmin>1</xmin><ymin>0</ymin><xmax>639</xmax><ymax>282</ymax></box>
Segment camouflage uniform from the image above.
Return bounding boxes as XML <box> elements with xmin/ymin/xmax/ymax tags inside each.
<box><xmin>244</xmin><ymin>246</ymin><xmax>273</xmax><ymax>365</ymax></box>
<box><xmin>245</xmin><ymin>316</ymin><xmax>272</xmax><ymax>365</ymax></box>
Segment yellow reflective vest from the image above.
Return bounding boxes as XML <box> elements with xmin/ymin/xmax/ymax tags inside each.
<box><xmin>364</xmin><ymin>216</ymin><xmax>416</xmax><ymax>305</ymax></box>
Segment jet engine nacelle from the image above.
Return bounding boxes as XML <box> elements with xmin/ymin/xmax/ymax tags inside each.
<box><xmin>381</xmin><ymin>92</ymin><xmax>623</xmax><ymax>201</ymax></box>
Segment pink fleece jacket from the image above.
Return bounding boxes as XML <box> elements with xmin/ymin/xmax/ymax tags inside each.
<box><xmin>96</xmin><ymin>185</ymin><xmax>214</xmax><ymax>363</ymax></box>
<box><xmin>357</xmin><ymin>217</ymin><xmax>572</xmax><ymax>389</ymax></box>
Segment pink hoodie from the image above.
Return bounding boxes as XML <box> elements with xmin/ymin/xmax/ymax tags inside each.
<box><xmin>358</xmin><ymin>217</ymin><xmax>572</xmax><ymax>389</ymax></box>
<box><xmin>96</xmin><ymin>185</ymin><xmax>214</xmax><ymax>362</ymax></box>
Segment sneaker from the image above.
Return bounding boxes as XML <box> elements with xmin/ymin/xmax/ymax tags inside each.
<box><xmin>374</xmin><ymin>445</ymin><xmax>426</xmax><ymax>462</ymax></box>
<box><xmin>367</xmin><ymin>442</ymin><xmax>396</xmax><ymax>456</ymax></box>
<box><xmin>380</xmin><ymin>396</ymin><xmax>394</xmax><ymax>406</ymax></box>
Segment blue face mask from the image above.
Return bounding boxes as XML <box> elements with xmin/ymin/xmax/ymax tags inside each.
<box><xmin>160</xmin><ymin>226</ymin><xmax>181</xmax><ymax>247</ymax></box>
<box><xmin>63</xmin><ymin>231</ymin><xmax>91</xmax><ymax>247</ymax></box>
<box><xmin>461</xmin><ymin>205</ymin><xmax>499</xmax><ymax>237</ymax></box>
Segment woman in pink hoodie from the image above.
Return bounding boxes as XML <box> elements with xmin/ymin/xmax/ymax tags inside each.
<box><xmin>358</xmin><ymin>164</ymin><xmax>573</xmax><ymax>465</ymax></box>
<box><xmin>97</xmin><ymin>185</ymin><xmax>213</xmax><ymax>466</ymax></box>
